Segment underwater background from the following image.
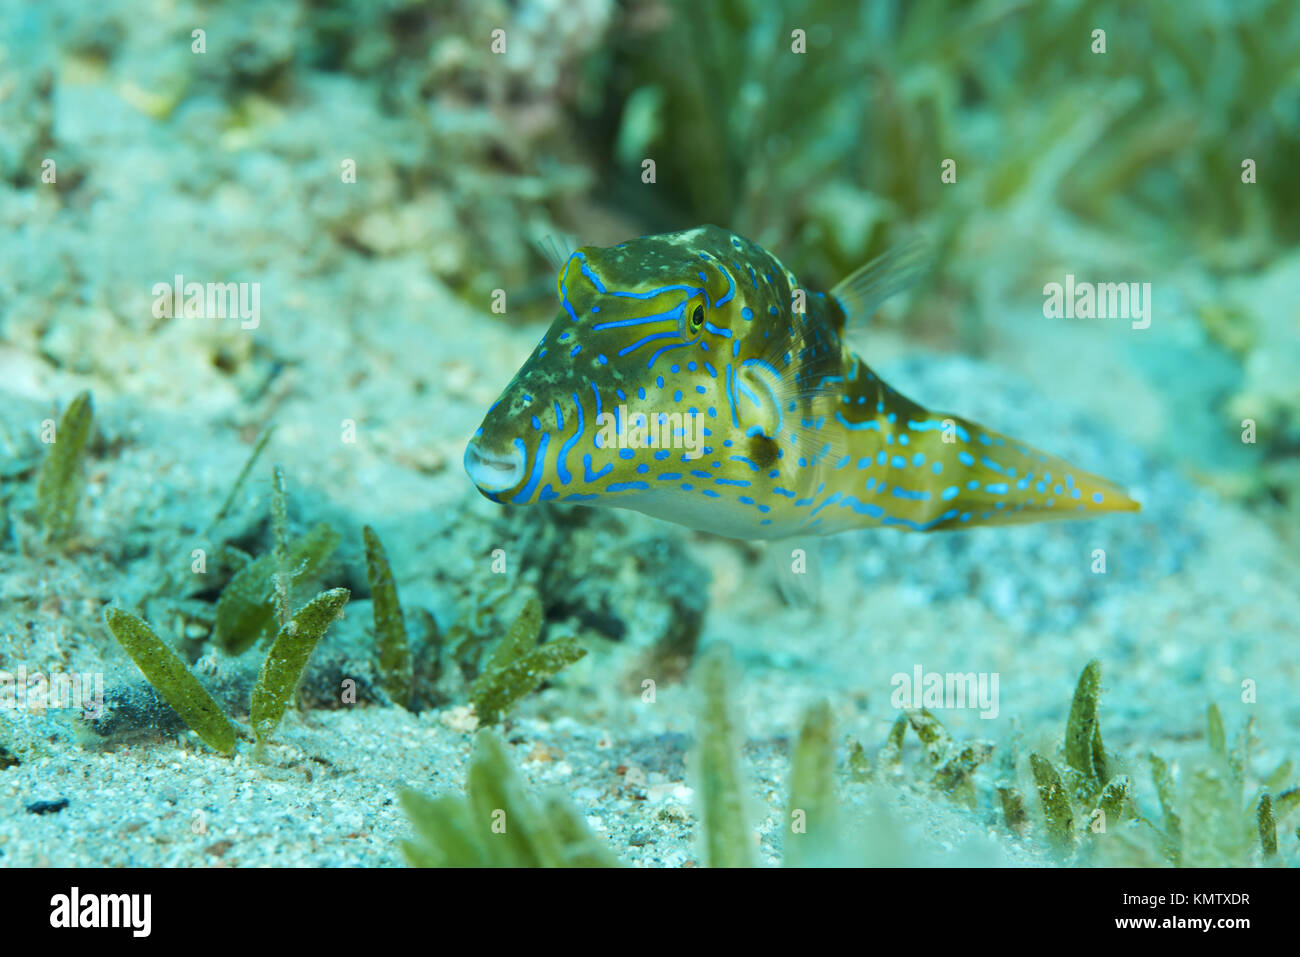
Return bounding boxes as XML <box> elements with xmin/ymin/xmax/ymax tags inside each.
<box><xmin>0</xmin><ymin>0</ymin><xmax>1297</xmax><ymax>867</ymax></box>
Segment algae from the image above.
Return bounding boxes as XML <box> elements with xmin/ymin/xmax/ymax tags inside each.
<box><xmin>1062</xmin><ymin>658</ymin><xmax>1107</xmax><ymax>801</ymax></box>
<box><xmin>786</xmin><ymin>699</ymin><xmax>835</xmax><ymax>867</ymax></box>
<box><xmin>1028</xmin><ymin>752</ymin><xmax>1075</xmax><ymax>857</ymax></box>
<box><xmin>270</xmin><ymin>465</ymin><xmax>292</xmax><ymax>629</ymax></box>
<box><xmin>250</xmin><ymin>587</ymin><xmax>350</xmax><ymax>742</ymax></box>
<box><xmin>997</xmin><ymin>785</ymin><xmax>1028</xmax><ymax>838</ymax></box>
<box><xmin>467</xmin><ymin>597</ymin><xmax>587</xmax><ymax>726</ymax></box>
<box><xmin>400</xmin><ymin>730</ymin><xmax>620</xmax><ymax>868</ymax></box>
<box><xmin>1013</xmin><ymin>662</ymin><xmax>1299</xmax><ymax>866</ymax></box>
<box><xmin>104</xmin><ymin>584</ymin><xmax>350</xmax><ymax>752</ymax></box>
<box><xmin>103</xmin><ymin>607</ymin><xmax>238</xmax><ymax>756</ymax></box>
<box><xmin>401</xmin><ymin>651</ymin><xmax>863</xmax><ymax>869</ymax></box>
<box><xmin>213</xmin><ymin>521</ymin><xmax>341</xmax><ymax>654</ymax></box>
<box><xmin>1258</xmin><ymin>793</ymin><xmax>1277</xmax><ymax>859</ymax></box>
<box><xmin>691</xmin><ymin>647</ymin><xmax>753</xmax><ymax>868</ymax></box>
<box><xmin>209</xmin><ymin>424</ymin><xmax>274</xmax><ymax>532</ymax></box>
<box><xmin>35</xmin><ymin>390</ymin><xmax>94</xmax><ymax>542</ymax></box>
<box><xmin>363</xmin><ymin>525</ymin><xmax>413</xmax><ymax>709</ymax></box>
<box><xmin>858</xmin><ymin>706</ymin><xmax>992</xmax><ymax>808</ymax></box>
<box><xmin>846</xmin><ymin>738</ymin><xmax>872</xmax><ymax>784</ymax></box>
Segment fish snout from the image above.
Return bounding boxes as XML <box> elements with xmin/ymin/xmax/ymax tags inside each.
<box><xmin>463</xmin><ymin>438</ymin><xmax>525</xmax><ymax>494</ymax></box>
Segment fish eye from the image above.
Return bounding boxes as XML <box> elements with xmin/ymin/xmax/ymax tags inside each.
<box><xmin>689</xmin><ymin>302</ymin><xmax>705</xmax><ymax>332</ymax></box>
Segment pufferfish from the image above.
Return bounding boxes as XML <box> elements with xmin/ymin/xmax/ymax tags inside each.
<box><xmin>464</xmin><ymin>225</ymin><xmax>1139</xmax><ymax>539</ymax></box>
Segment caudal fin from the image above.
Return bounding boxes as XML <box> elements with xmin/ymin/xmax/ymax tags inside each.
<box><xmin>917</xmin><ymin>413</ymin><xmax>1140</xmax><ymax>532</ymax></box>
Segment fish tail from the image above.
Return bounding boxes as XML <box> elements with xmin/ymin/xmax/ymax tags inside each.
<box><xmin>917</xmin><ymin>412</ymin><xmax>1140</xmax><ymax>531</ymax></box>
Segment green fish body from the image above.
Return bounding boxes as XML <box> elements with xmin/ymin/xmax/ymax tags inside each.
<box><xmin>465</xmin><ymin>225</ymin><xmax>1140</xmax><ymax>539</ymax></box>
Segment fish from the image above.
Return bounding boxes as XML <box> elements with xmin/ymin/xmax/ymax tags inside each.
<box><xmin>464</xmin><ymin>225</ymin><xmax>1140</xmax><ymax>540</ymax></box>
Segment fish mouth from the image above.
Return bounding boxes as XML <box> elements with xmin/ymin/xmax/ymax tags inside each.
<box><xmin>463</xmin><ymin>438</ymin><xmax>525</xmax><ymax>493</ymax></box>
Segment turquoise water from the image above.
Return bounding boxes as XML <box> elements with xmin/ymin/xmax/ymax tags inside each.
<box><xmin>0</xmin><ymin>0</ymin><xmax>1296</xmax><ymax>869</ymax></box>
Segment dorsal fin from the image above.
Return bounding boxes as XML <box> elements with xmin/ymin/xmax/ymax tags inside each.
<box><xmin>535</xmin><ymin>233</ymin><xmax>581</xmax><ymax>275</ymax></box>
<box><xmin>830</xmin><ymin>238</ymin><xmax>931</xmax><ymax>328</ymax></box>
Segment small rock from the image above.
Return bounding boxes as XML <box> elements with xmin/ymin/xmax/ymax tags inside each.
<box><xmin>655</xmin><ymin>802</ymin><xmax>690</xmax><ymax>823</ymax></box>
<box><xmin>26</xmin><ymin>798</ymin><xmax>69</xmax><ymax>815</ymax></box>
<box><xmin>439</xmin><ymin>705</ymin><xmax>479</xmax><ymax>733</ymax></box>
<box><xmin>525</xmin><ymin>742</ymin><xmax>561</xmax><ymax>763</ymax></box>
